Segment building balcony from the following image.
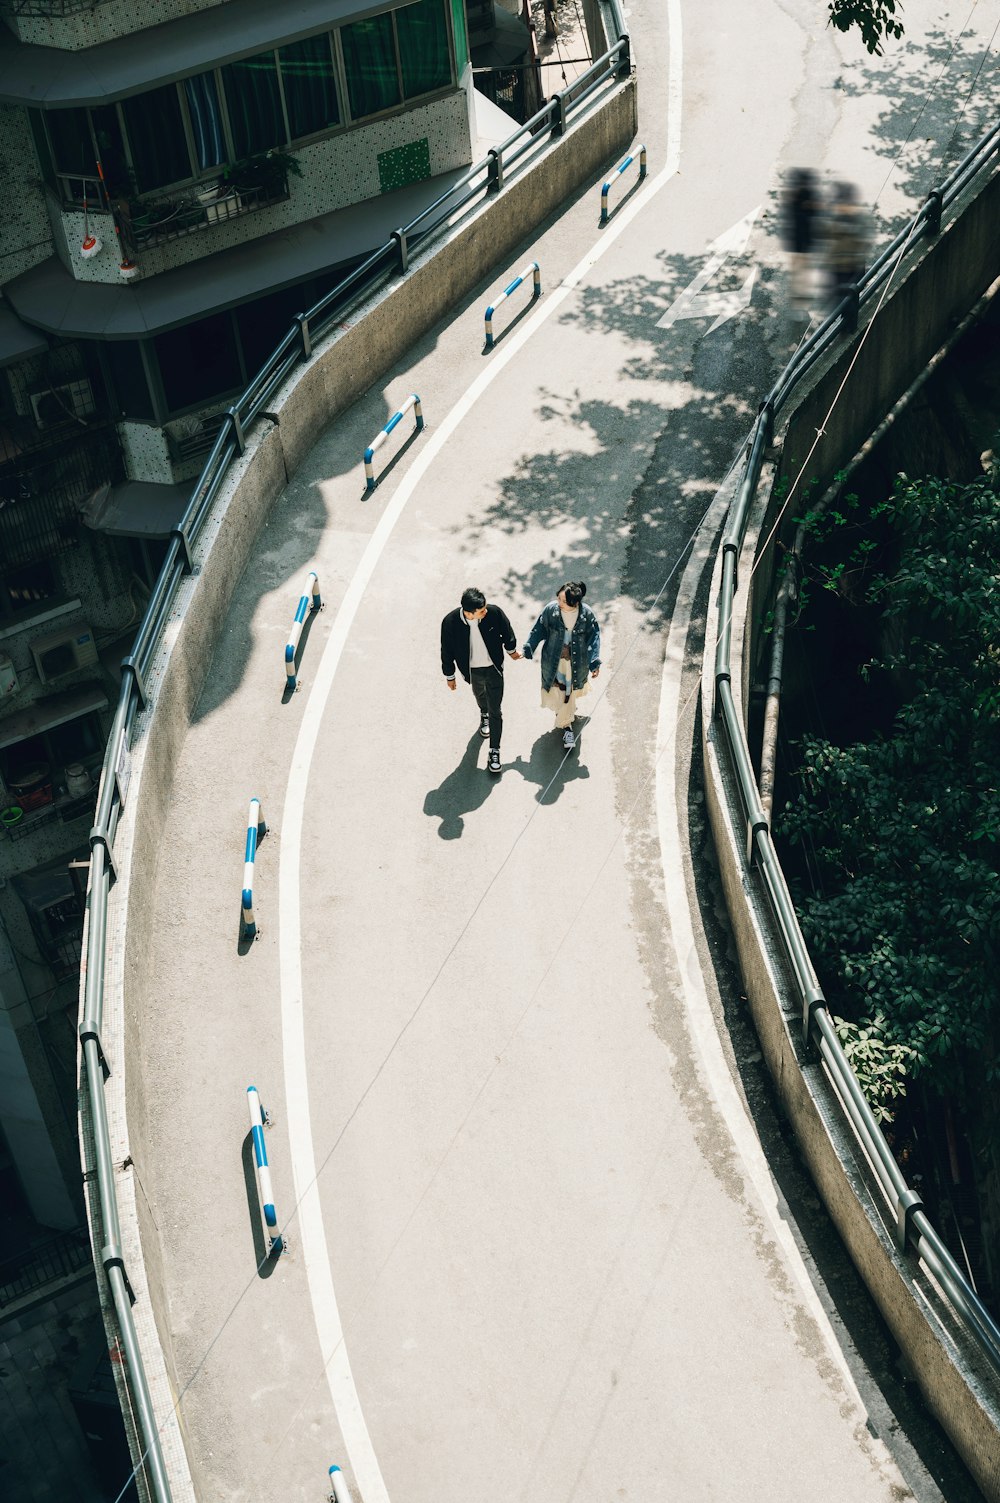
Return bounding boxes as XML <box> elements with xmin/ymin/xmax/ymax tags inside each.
<box><xmin>123</xmin><ymin>171</ymin><xmax>291</xmax><ymax>256</ymax></box>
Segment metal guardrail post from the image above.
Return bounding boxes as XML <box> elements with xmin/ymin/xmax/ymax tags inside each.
<box><xmin>550</xmin><ymin>92</ymin><xmax>568</xmax><ymax>137</ymax></box>
<box><xmin>391</xmin><ymin>227</ymin><xmax>408</xmax><ymax>273</ymax></box>
<box><xmin>923</xmin><ymin>188</ymin><xmax>943</xmax><ymax>236</ymax></box>
<box><xmin>617</xmin><ymin>32</ymin><xmax>631</xmax><ymax>77</ymax></box>
<box><xmin>296</xmin><ymin>313</ymin><xmax>313</xmax><ymax>358</ymax></box>
<box><xmin>228</xmin><ymin>406</ymin><xmax>246</xmax><ymax>455</ymax></box>
<box><xmin>487</xmin><ymin>147</ymin><xmax>504</xmax><ymax>193</ymax></box>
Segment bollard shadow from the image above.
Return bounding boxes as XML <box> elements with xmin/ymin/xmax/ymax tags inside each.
<box><xmin>422</xmin><ymin>729</ymin><xmax>498</xmax><ymax>839</ymax></box>
<box><xmin>481</xmin><ymin>293</ymin><xmax>541</xmax><ymax>355</ymax></box>
<box><xmin>242</xmin><ymin>1131</ymin><xmax>280</xmax><ymax>1278</ymax></box>
<box><xmin>281</xmin><ymin>608</ymin><xmax>321</xmax><ymax>701</ymax></box>
<box><xmin>236</xmin><ymin>905</ymin><xmax>257</xmax><ymax>956</ymax></box>
<box><xmin>599</xmin><ymin>175</ymin><xmax>644</xmax><ymax>227</ymax></box>
<box><xmin>362</xmin><ymin>424</ymin><xmax>423</xmax><ymax>499</ymax></box>
<box><xmin>508</xmin><ymin>723</ymin><xmax>592</xmax><ymax>804</ymax></box>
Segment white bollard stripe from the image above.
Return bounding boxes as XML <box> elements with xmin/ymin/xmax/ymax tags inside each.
<box><xmin>329</xmin><ymin>1464</ymin><xmax>354</xmax><ymax>1502</ymax></box>
<box><xmin>242</xmin><ymin>797</ymin><xmax>263</xmax><ymax>936</ymax></box>
<box><xmin>600</xmin><ymin>145</ymin><xmax>647</xmax><ymax>224</ymax></box>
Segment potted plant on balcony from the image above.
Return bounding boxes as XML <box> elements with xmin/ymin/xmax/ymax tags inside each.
<box><xmin>223</xmin><ymin>148</ymin><xmax>301</xmax><ymax>200</ymax></box>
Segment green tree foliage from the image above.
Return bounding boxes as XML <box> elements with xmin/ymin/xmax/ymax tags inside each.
<box><xmin>780</xmin><ymin>474</ymin><xmax>1000</xmax><ymax>1102</ymax></box>
<box><xmin>828</xmin><ymin>0</ymin><xmax>905</xmax><ymax>54</ymax></box>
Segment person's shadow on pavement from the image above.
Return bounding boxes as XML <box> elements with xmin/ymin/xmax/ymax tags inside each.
<box><xmin>423</xmin><ymin>731</ymin><xmax>498</xmax><ymax>838</ymax></box>
<box><xmin>509</xmin><ymin>723</ymin><xmax>591</xmax><ymax>804</ymax></box>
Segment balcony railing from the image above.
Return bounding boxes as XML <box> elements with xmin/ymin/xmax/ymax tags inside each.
<box><xmin>120</xmin><ymin>175</ymin><xmax>290</xmax><ymax>257</ymax></box>
<box><xmin>0</xmin><ymin>1228</ymin><xmax>93</xmax><ymax>1311</ymax></box>
<box><xmin>0</xmin><ymin>425</ymin><xmax>125</xmax><ymax>571</ymax></box>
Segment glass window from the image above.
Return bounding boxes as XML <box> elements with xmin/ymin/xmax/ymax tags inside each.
<box><xmin>222</xmin><ymin>52</ymin><xmax>286</xmax><ymax>158</ymax></box>
<box><xmin>121</xmin><ymin>85</ymin><xmax>191</xmax><ymax>191</ymax></box>
<box><xmin>398</xmin><ymin>0</ymin><xmax>451</xmax><ymax>99</ymax></box>
<box><xmin>183</xmin><ymin>72</ymin><xmax>227</xmax><ymax>171</ymax></box>
<box><xmin>279</xmin><ymin>34</ymin><xmax>340</xmax><ymax>139</ymax></box>
<box><xmin>91</xmin><ymin>104</ymin><xmax>129</xmax><ymax>197</ymax></box>
<box><xmin>341</xmin><ymin>14</ymin><xmax>401</xmax><ymax>120</ymax></box>
<box><xmin>154</xmin><ymin>313</ymin><xmax>242</xmax><ymax>413</ymax></box>
<box><xmin>45</xmin><ymin>108</ymin><xmax>94</xmax><ymax>176</ymax></box>
<box><xmin>450</xmin><ymin>0</ymin><xmax>468</xmax><ymax>75</ymax></box>
<box><xmin>104</xmin><ymin>342</ymin><xmax>155</xmax><ymax>421</ymax></box>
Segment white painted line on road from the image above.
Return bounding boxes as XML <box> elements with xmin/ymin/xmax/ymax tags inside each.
<box><xmin>653</xmin><ymin>494</ymin><xmax>906</xmax><ymax>1481</ymax></box>
<box><xmin>278</xmin><ymin>5</ymin><xmax>685</xmax><ymax>1494</ymax></box>
<box><xmin>655</xmin><ymin>205</ymin><xmax>760</xmax><ymax>332</ymax></box>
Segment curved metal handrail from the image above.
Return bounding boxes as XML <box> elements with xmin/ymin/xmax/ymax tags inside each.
<box><xmin>78</xmin><ymin>31</ymin><xmax>632</xmax><ymax>1503</ymax></box>
<box><xmin>710</xmin><ymin>125</ymin><xmax>1000</xmax><ymax>1377</ymax></box>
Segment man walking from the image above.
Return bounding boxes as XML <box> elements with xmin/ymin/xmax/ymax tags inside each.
<box><xmin>441</xmin><ymin>588</ymin><xmax>520</xmax><ymax>773</ymax></box>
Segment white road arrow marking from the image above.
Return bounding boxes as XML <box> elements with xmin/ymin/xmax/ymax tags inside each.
<box><xmin>655</xmin><ymin>205</ymin><xmax>760</xmax><ymax>333</ymax></box>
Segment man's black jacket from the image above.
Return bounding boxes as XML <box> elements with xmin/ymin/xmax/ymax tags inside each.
<box><xmin>440</xmin><ymin>604</ymin><xmax>516</xmax><ymax>681</ymax></box>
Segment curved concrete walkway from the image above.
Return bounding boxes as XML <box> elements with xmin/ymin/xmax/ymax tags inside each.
<box><xmin>133</xmin><ymin>3</ymin><xmax>1000</xmax><ymax>1500</ymax></box>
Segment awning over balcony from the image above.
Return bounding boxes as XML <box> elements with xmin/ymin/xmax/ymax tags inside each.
<box><xmin>0</xmin><ymin>685</ymin><xmax>108</xmax><ymax>751</ymax></box>
<box><xmin>0</xmin><ymin>302</ymin><xmax>48</xmax><ymax>368</ymax></box>
<box><xmin>79</xmin><ymin>480</ymin><xmax>190</xmax><ymax>539</ymax></box>
<box><xmin>5</xmin><ymin>167</ymin><xmax>472</xmax><ymax>339</ymax></box>
<box><xmin>0</xmin><ymin>0</ymin><xmax>417</xmax><ymax>108</ymax></box>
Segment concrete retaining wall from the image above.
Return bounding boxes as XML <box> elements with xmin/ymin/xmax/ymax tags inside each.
<box><xmin>93</xmin><ymin>76</ymin><xmax>636</xmax><ymax>1500</ymax></box>
<box><xmin>702</xmin><ymin>162</ymin><xmax>1000</xmax><ymax>1499</ymax></box>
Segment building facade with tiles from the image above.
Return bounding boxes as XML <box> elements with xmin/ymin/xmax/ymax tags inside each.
<box><xmin>0</xmin><ymin>0</ymin><xmax>475</xmax><ymax>1237</ymax></box>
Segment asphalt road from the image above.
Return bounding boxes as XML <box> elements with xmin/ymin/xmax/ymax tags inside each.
<box><xmin>139</xmin><ymin>3</ymin><xmax>1000</xmax><ymax>1501</ymax></box>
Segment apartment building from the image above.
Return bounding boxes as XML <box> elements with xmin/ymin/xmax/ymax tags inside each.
<box><xmin>0</xmin><ymin>0</ymin><xmax>479</xmax><ymax>1238</ymax></box>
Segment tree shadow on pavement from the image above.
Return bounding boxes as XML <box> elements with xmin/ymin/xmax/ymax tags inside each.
<box><xmin>832</xmin><ymin>24</ymin><xmax>1000</xmax><ymax>214</ymax></box>
<box><xmin>423</xmin><ymin>730</ymin><xmax>496</xmax><ymax>838</ymax></box>
<box><xmin>508</xmin><ymin>726</ymin><xmax>591</xmax><ymax>804</ymax></box>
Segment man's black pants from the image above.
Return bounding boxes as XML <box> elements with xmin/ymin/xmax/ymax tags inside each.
<box><xmin>469</xmin><ymin>665</ymin><xmax>504</xmax><ymax>748</ymax></box>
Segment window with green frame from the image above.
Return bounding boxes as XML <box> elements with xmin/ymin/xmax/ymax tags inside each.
<box><xmin>341</xmin><ymin>0</ymin><xmax>452</xmax><ymax>121</ymax></box>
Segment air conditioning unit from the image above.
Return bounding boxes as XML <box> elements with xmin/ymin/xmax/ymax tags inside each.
<box><xmin>30</xmin><ymin>379</ymin><xmax>96</xmax><ymax>429</ymax></box>
<box><xmin>31</xmin><ymin>624</ymin><xmax>98</xmax><ymax>684</ymax></box>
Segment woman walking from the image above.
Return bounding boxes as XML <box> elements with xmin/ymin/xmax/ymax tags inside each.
<box><xmin>522</xmin><ymin>581</ymin><xmax>601</xmax><ymax>749</ymax></box>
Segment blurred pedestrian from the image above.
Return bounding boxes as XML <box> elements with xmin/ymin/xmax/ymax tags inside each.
<box><xmin>522</xmin><ymin>581</ymin><xmax>601</xmax><ymax>750</ymax></box>
<box><xmin>823</xmin><ymin>180</ymin><xmax>870</xmax><ymax>307</ymax></box>
<box><xmin>780</xmin><ymin>167</ymin><xmax>820</xmax><ymax>311</ymax></box>
<box><xmin>441</xmin><ymin>587</ymin><xmax>520</xmax><ymax>775</ymax></box>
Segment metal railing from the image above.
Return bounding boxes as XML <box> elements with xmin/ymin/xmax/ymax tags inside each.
<box><xmin>711</xmin><ymin>120</ymin><xmax>1000</xmax><ymax>1376</ymax></box>
<box><xmin>77</xmin><ymin>28</ymin><xmax>631</xmax><ymax>1503</ymax></box>
<box><xmin>0</xmin><ymin>1228</ymin><xmax>92</xmax><ymax>1310</ymax></box>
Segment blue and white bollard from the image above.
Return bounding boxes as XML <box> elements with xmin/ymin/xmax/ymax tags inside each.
<box><xmin>247</xmin><ymin>1085</ymin><xmax>283</xmax><ymax>1255</ymax></box>
<box><xmin>328</xmin><ymin>1464</ymin><xmax>354</xmax><ymax>1502</ymax></box>
<box><xmin>241</xmin><ymin>797</ymin><xmax>266</xmax><ymax>940</ymax></box>
<box><xmin>363</xmin><ymin>394</ymin><xmax>423</xmax><ymax>492</ymax></box>
<box><xmin>484</xmin><ymin>261</ymin><xmax>541</xmax><ymax>348</ymax></box>
<box><xmin>284</xmin><ymin>569</ymin><xmax>322</xmax><ymax>689</ymax></box>
<box><xmin>600</xmin><ymin>145</ymin><xmax>647</xmax><ymax>224</ymax></box>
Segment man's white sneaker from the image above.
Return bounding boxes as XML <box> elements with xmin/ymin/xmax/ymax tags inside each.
<box><xmin>479</xmin><ymin>714</ymin><xmax>490</xmax><ymax>738</ymax></box>
<box><xmin>562</xmin><ymin>728</ymin><xmax>576</xmax><ymax>749</ymax></box>
<box><xmin>487</xmin><ymin>748</ymin><xmax>501</xmax><ymax>774</ymax></box>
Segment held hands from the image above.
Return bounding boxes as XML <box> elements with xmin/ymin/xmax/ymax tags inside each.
<box><xmin>446</xmin><ymin>678</ymin><xmax>457</xmax><ymax>691</ymax></box>
<box><xmin>508</xmin><ymin>650</ymin><xmax>522</xmax><ymax>660</ymax></box>
<box><xmin>591</xmin><ymin>668</ymin><xmax>600</xmax><ymax>679</ymax></box>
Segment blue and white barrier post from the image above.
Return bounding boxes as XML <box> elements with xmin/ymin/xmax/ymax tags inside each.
<box><xmin>600</xmin><ymin>145</ymin><xmax>647</xmax><ymax>224</ymax></box>
<box><xmin>284</xmin><ymin>569</ymin><xmax>322</xmax><ymax>689</ymax></box>
<box><xmin>328</xmin><ymin>1465</ymin><xmax>354</xmax><ymax>1503</ymax></box>
<box><xmin>363</xmin><ymin>395</ymin><xmax>423</xmax><ymax>492</ymax></box>
<box><xmin>484</xmin><ymin>261</ymin><xmax>541</xmax><ymax>348</ymax></box>
<box><xmin>241</xmin><ymin>797</ymin><xmax>266</xmax><ymax>940</ymax></box>
<box><xmin>247</xmin><ymin>1085</ymin><xmax>283</xmax><ymax>1255</ymax></box>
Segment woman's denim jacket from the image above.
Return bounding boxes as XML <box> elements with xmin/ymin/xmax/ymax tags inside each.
<box><xmin>522</xmin><ymin>601</ymin><xmax>601</xmax><ymax>691</ymax></box>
